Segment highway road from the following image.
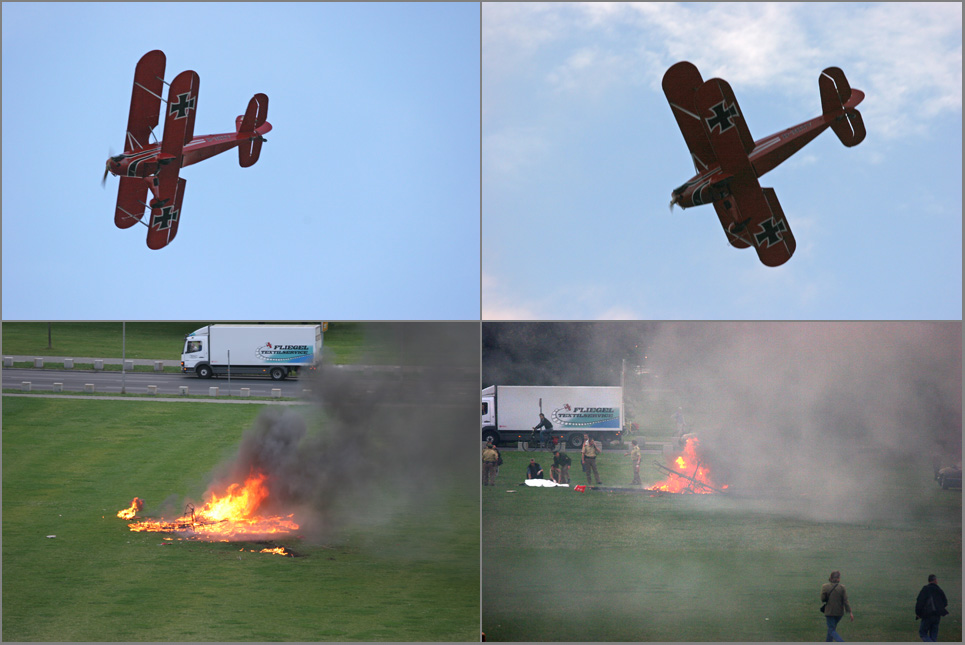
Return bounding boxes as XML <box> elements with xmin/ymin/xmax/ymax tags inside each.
<box><xmin>2</xmin><ymin>367</ymin><xmax>313</xmax><ymax>398</ymax></box>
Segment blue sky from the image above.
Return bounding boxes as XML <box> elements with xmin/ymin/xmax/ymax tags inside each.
<box><xmin>482</xmin><ymin>2</ymin><xmax>962</xmax><ymax>320</ymax></box>
<box><xmin>2</xmin><ymin>2</ymin><xmax>480</xmax><ymax>320</ymax></box>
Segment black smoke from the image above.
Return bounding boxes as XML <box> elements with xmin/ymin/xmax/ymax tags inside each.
<box><xmin>207</xmin><ymin>322</ymin><xmax>479</xmax><ymax>542</ymax></box>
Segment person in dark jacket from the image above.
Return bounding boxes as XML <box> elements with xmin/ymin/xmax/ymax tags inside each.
<box><xmin>915</xmin><ymin>574</ymin><xmax>949</xmax><ymax>642</ymax></box>
<box><xmin>525</xmin><ymin>458</ymin><xmax>544</xmax><ymax>480</ymax></box>
<box><xmin>533</xmin><ymin>413</ymin><xmax>553</xmax><ymax>449</ymax></box>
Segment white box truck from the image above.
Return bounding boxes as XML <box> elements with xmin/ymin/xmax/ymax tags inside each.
<box><xmin>481</xmin><ymin>385</ymin><xmax>624</xmax><ymax>449</ymax></box>
<box><xmin>181</xmin><ymin>324</ymin><xmax>322</xmax><ymax>380</ymax></box>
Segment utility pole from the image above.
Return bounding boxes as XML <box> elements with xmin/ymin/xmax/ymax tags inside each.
<box><xmin>121</xmin><ymin>322</ymin><xmax>127</xmax><ymax>395</ymax></box>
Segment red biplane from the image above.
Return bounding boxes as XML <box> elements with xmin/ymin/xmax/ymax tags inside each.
<box><xmin>103</xmin><ymin>50</ymin><xmax>272</xmax><ymax>249</ymax></box>
<box><xmin>663</xmin><ymin>62</ymin><xmax>865</xmax><ymax>266</ymax></box>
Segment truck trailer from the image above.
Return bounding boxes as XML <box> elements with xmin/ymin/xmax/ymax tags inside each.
<box><xmin>181</xmin><ymin>324</ymin><xmax>323</xmax><ymax>380</ymax></box>
<box><xmin>481</xmin><ymin>385</ymin><xmax>624</xmax><ymax>449</ymax></box>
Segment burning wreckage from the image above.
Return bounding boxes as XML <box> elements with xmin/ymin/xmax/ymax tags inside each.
<box><xmin>590</xmin><ymin>437</ymin><xmax>730</xmax><ymax>495</ymax></box>
<box><xmin>648</xmin><ymin>436</ymin><xmax>729</xmax><ymax>494</ymax></box>
<box><xmin>115</xmin><ymin>470</ymin><xmax>301</xmax><ymax>556</ymax></box>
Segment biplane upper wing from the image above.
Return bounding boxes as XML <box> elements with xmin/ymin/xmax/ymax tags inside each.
<box><xmin>662</xmin><ymin>62</ymin><xmax>717</xmax><ymax>174</ymax></box>
<box><xmin>694</xmin><ymin>76</ymin><xmax>778</xmax><ymax>256</ymax></box>
<box><xmin>125</xmin><ymin>50</ymin><xmax>165</xmax><ymax>152</ymax></box>
<box><xmin>713</xmin><ymin>178</ymin><xmax>796</xmax><ymax>267</ymax></box>
<box><xmin>160</xmin><ymin>70</ymin><xmax>200</xmax><ymax>159</ymax></box>
<box><xmin>141</xmin><ymin>70</ymin><xmax>197</xmax><ymax>249</ymax></box>
<box><xmin>694</xmin><ymin>77</ymin><xmax>756</xmax><ymax>176</ymax></box>
<box><xmin>114</xmin><ymin>176</ymin><xmax>148</xmax><ymax>229</ymax></box>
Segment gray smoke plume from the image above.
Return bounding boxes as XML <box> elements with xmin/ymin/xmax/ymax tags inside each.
<box><xmin>482</xmin><ymin>321</ymin><xmax>961</xmax><ymax>523</ymax></box>
<box><xmin>639</xmin><ymin>321</ymin><xmax>962</xmax><ymax>523</ymax></box>
<box><xmin>207</xmin><ymin>322</ymin><xmax>479</xmax><ymax>543</ymax></box>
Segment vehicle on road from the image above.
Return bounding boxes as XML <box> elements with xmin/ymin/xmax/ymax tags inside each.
<box><xmin>181</xmin><ymin>324</ymin><xmax>322</xmax><ymax>381</ymax></box>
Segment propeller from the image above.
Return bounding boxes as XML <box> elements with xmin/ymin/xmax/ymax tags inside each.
<box><xmin>102</xmin><ymin>150</ymin><xmax>124</xmax><ymax>187</ymax></box>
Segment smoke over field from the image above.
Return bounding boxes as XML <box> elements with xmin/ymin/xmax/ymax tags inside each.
<box><xmin>484</xmin><ymin>321</ymin><xmax>962</xmax><ymax>522</ymax></box>
<box><xmin>646</xmin><ymin>322</ymin><xmax>961</xmax><ymax>522</ymax></box>
<box><xmin>482</xmin><ymin>322</ymin><xmax>961</xmax><ymax>642</ymax></box>
<box><xmin>206</xmin><ymin>322</ymin><xmax>479</xmax><ymax>543</ymax></box>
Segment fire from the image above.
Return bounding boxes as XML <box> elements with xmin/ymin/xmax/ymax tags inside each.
<box><xmin>259</xmin><ymin>547</ymin><xmax>291</xmax><ymax>556</ymax></box>
<box><xmin>649</xmin><ymin>437</ymin><xmax>728</xmax><ymax>494</ymax></box>
<box><xmin>119</xmin><ymin>470</ymin><xmax>299</xmax><ymax>540</ymax></box>
<box><xmin>116</xmin><ymin>497</ymin><xmax>144</xmax><ymax>519</ymax></box>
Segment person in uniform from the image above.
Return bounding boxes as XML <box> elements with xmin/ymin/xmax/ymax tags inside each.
<box><xmin>581</xmin><ymin>434</ymin><xmax>602</xmax><ymax>485</ymax></box>
<box><xmin>482</xmin><ymin>442</ymin><xmax>499</xmax><ymax>486</ymax></box>
<box><xmin>625</xmin><ymin>439</ymin><xmax>642</xmax><ymax>485</ymax></box>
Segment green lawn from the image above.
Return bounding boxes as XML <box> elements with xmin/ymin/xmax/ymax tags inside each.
<box><xmin>2</xmin><ymin>397</ymin><xmax>479</xmax><ymax>641</ymax></box>
<box><xmin>483</xmin><ymin>449</ymin><xmax>961</xmax><ymax>642</ymax></box>
<box><xmin>0</xmin><ymin>322</ymin><xmax>397</xmax><ymax>365</ymax></box>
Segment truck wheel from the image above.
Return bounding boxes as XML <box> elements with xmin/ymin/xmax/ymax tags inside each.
<box><xmin>196</xmin><ymin>364</ymin><xmax>213</xmax><ymax>379</ymax></box>
<box><xmin>568</xmin><ymin>433</ymin><xmax>584</xmax><ymax>449</ymax></box>
<box><xmin>482</xmin><ymin>429</ymin><xmax>499</xmax><ymax>445</ymax></box>
<box><xmin>270</xmin><ymin>367</ymin><xmax>287</xmax><ymax>381</ymax></box>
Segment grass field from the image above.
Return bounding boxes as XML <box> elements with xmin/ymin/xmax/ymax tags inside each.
<box><xmin>2</xmin><ymin>397</ymin><xmax>479</xmax><ymax>641</ymax></box>
<box><xmin>1</xmin><ymin>321</ymin><xmax>406</xmax><ymax>365</ymax></box>
<box><xmin>483</xmin><ymin>449</ymin><xmax>961</xmax><ymax>642</ymax></box>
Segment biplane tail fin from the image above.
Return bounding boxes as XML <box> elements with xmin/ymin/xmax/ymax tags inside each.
<box><xmin>236</xmin><ymin>93</ymin><xmax>270</xmax><ymax>167</ymax></box>
<box><xmin>820</xmin><ymin>67</ymin><xmax>866</xmax><ymax>147</ymax></box>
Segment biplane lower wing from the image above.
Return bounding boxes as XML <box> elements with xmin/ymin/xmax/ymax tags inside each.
<box><xmin>114</xmin><ymin>176</ymin><xmax>148</xmax><ymax>229</ymax></box>
<box><xmin>713</xmin><ymin>197</ymin><xmax>751</xmax><ymax>249</ymax></box>
<box><xmin>662</xmin><ymin>62</ymin><xmax>717</xmax><ymax>174</ymax></box>
<box><xmin>146</xmin><ymin>172</ymin><xmax>185</xmax><ymax>250</ymax></box>
<box><xmin>713</xmin><ymin>177</ymin><xmax>795</xmax><ymax>267</ymax></box>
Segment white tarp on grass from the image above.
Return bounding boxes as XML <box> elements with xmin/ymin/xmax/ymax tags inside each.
<box><xmin>522</xmin><ymin>479</ymin><xmax>569</xmax><ymax>487</ymax></box>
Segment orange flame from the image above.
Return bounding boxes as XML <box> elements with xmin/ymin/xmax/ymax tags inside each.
<box><xmin>119</xmin><ymin>470</ymin><xmax>299</xmax><ymax>540</ymax></box>
<box><xmin>259</xmin><ymin>547</ymin><xmax>291</xmax><ymax>556</ymax></box>
<box><xmin>649</xmin><ymin>437</ymin><xmax>726</xmax><ymax>494</ymax></box>
<box><xmin>116</xmin><ymin>497</ymin><xmax>144</xmax><ymax>520</ymax></box>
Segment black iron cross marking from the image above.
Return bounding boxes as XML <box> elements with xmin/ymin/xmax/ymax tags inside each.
<box><xmin>706</xmin><ymin>101</ymin><xmax>740</xmax><ymax>134</ymax></box>
<box><xmin>755</xmin><ymin>217</ymin><xmax>787</xmax><ymax>248</ymax></box>
<box><xmin>152</xmin><ymin>205</ymin><xmax>179</xmax><ymax>231</ymax></box>
<box><xmin>169</xmin><ymin>92</ymin><xmax>196</xmax><ymax>119</ymax></box>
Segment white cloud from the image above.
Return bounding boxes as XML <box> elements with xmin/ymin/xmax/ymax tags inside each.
<box><xmin>483</xmin><ymin>2</ymin><xmax>962</xmax><ymax>137</ymax></box>
<box><xmin>482</xmin><ymin>272</ymin><xmax>541</xmax><ymax>320</ymax></box>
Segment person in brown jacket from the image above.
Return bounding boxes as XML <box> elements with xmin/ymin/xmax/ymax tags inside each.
<box><xmin>482</xmin><ymin>442</ymin><xmax>499</xmax><ymax>486</ymax></box>
<box><xmin>821</xmin><ymin>570</ymin><xmax>853</xmax><ymax>641</ymax></box>
<box><xmin>581</xmin><ymin>434</ymin><xmax>602</xmax><ymax>485</ymax></box>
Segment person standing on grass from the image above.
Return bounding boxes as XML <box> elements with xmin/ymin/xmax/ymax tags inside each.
<box><xmin>915</xmin><ymin>574</ymin><xmax>949</xmax><ymax>642</ymax></box>
<box><xmin>821</xmin><ymin>570</ymin><xmax>853</xmax><ymax>641</ymax></box>
<box><xmin>482</xmin><ymin>442</ymin><xmax>499</xmax><ymax>486</ymax></box>
<box><xmin>625</xmin><ymin>439</ymin><xmax>642</xmax><ymax>485</ymax></box>
<box><xmin>581</xmin><ymin>434</ymin><xmax>602</xmax><ymax>485</ymax></box>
